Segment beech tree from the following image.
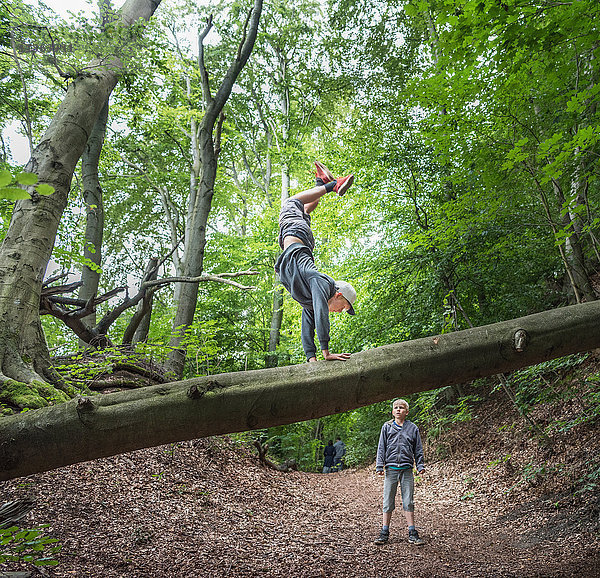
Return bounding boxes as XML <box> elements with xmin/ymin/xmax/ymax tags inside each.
<box><xmin>2</xmin><ymin>299</ymin><xmax>600</xmax><ymax>480</ymax></box>
<box><xmin>103</xmin><ymin>0</ymin><xmax>264</xmax><ymax>378</ymax></box>
<box><xmin>164</xmin><ymin>0</ymin><xmax>263</xmax><ymax>378</ymax></box>
<box><xmin>0</xmin><ymin>0</ymin><xmax>163</xmax><ymax>396</ymax></box>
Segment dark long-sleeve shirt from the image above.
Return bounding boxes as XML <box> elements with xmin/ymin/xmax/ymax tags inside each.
<box><xmin>274</xmin><ymin>243</ymin><xmax>336</xmax><ymax>360</ymax></box>
<box><xmin>323</xmin><ymin>444</ymin><xmax>336</xmax><ymax>467</ymax></box>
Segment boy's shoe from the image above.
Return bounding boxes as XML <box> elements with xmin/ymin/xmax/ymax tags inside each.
<box><xmin>408</xmin><ymin>529</ymin><xmax>425</xmax><ymax>545</ymax></box>
<box><xmin>374</xmin><ymin>529</ymin><xmax>389</xmax><ymax>545</ymax></box>
<box><xmin>333</xmin><ymin>174</ymin><xmax>354</xmax><ymax>196</ymax></box>
<box><xmin>315</xmin><ymin>161</ymin><xmax>334</xmax><ymax>183</ymax></box>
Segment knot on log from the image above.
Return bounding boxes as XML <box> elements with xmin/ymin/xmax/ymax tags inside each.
<box><xmin>513</xmin><ymin>329</ymin><xmax>528</xmax><ymax>352</ymax></box>
<box><xmin>187</xmin><ymin>380</ymin><xmax>221</xmax><ymax>399</ymax></box>
<box><xmin>76</xmin><ymin>396</ymin><xmax>97</xmax><ymax>413</ymax></box>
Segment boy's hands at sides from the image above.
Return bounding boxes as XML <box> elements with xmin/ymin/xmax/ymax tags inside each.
<box><xmin>375</xmin><ymin>469</ymin><xmax>425</xmax><ymax>476</ymax></box>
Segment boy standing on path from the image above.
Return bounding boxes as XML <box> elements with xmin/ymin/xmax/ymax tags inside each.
<box><xmin>274</xmin><ymin>161</ymin><xmax>357</xmax><ymax>363</ymax></box>
<box><xmin>374</xmin><ymin>398</ymin><xmax>425</xmax><ymax>546</ymax></box>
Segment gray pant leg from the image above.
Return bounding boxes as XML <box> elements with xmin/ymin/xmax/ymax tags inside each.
<box><xmin>383</xmin><ymin>469</ymin><xmax>415</xmax><ymax>513</ymax></box>
<box><xmin>399</xmin><ymin>469</ymin><xmax>415</xmax><ymax>512</ymax></box>
<box><xmin>382</xmin><ymin>469</ymin><xmax>400</xmax><ymax>513</ymax></box>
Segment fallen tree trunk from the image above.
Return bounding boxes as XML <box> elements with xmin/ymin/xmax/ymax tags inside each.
<box><xmin>2</xmin><ymin>300</ymin><xmax>600</xmax><ymax>481</ymax></box>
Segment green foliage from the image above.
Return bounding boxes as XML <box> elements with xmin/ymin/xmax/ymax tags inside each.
<box><xmin>179</xmin><ymin>320</ymin><xmax>221</xmax><ymax>377</ymax></box>
<box><xmin>575</xmin><ymin>460</ymin><xmax>600</xmax><ymax>497</ymax></box>
<box><xmin>0</xmin><ymin>524</ymin><xmax>61</xmax><ymax>567</ymax></box>
<box><xmin>504</xmin><ymin>354</ymin><xmax>589</xmax><ymax>413</ymax></box>
<box><xmin>487</xmin><ymin>454</ymin><xmax>511</xmax><ymax>469</ymax></box>
<box><xmin>261</xmin><ymin>420</ymin><xmax>324</xmax><ymax>471</ymax></box>
<box><xmin>340</xmin><ymin>402</ymin><xmax>391</xmax><ymax>467</ymax></box>
<box><xmin>52</xmin><ymin>345</ymin><xmax>170</xmax><ymax>389</ymax></box>
<box><xmin>0</xmin><ymin>168</ymin><xmax>54</xmax><ymax>200</ymax></box>
<box><xmin>410</xmin><ymin>389</ymin><xmax>478</xmax><ymax>442</ymax></box>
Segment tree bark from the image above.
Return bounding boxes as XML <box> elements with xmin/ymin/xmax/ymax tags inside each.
<box><xmin>2</xmin><ymin>300</ymin><xmax>600</xmax><ymax>480</ymax></box>
<box><xmin>165</xmin><ymin>0</ymin><xmax>263</xmax><ymax>378</ymax></box>
<box><xmin>0</xmin><ymin>0</ymin><xmax>162</xmax><ymax>387</ymax></box>
<box><xmin>126</xmin><ymin>258</ymin><xmax>159</xmax><ymax>345</ymax></box>
<box><xmin>552</xmin><ymin>180</ymin><xmax>596</xmax><ymax>302</ymax></box>
<box><xmin>79</xmin><ymin>101</ymin><xmax>109</xmax><ymax>334</ymax></box>
<box><xmin>266</xmin><ymin>286</ymin><xmax>284</xmax><ymax>367</ymax></box>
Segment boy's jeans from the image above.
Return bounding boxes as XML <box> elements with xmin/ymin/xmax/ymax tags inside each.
<box><xmin>382</xmin><ymin>467</ymin><xmax>414</xmax><ymax>512</ymax></box>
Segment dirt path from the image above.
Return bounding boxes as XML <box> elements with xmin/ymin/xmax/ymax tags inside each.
<box><xmin>313</xmin><ymin>465</ymin><xmax>599</xmax><ymax>577</ymax></box>
<box><xmin>1</xmin><ymin>439</ymin><xmax>598</xmax><ymax>577</ymax></box>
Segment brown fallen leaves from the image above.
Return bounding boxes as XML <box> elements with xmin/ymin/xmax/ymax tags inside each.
<box><xmin>1</xmin><ymin>387</ymin><xmax>599</xmax><ymax>577</ymax></box>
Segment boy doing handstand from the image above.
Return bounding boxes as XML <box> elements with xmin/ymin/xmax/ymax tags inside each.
<box><xmin>274</xmin><ymin>162</ymin><xmax>357</xmax><ymax>362</ymax></box>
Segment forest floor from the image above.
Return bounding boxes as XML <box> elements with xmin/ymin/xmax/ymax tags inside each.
<box><xmin>1</xmin><ymin>383</ymin><xmax>599</xmax><ymax>577</ymax></box>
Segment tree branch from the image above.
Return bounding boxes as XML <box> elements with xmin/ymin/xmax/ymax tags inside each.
<box><xmin>198</xmin><ymin>16</ymin><xmax>214</xmax><ymax>107</ymax></box>
<box><xmin>143</xmin><ymin>270</ymin><xmax>258</xmax><ymax>291</ymax></box>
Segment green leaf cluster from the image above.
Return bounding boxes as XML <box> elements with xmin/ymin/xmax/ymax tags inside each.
<box><xmin>0</xmin><ymin>169</ymin><xmax>54</xmax><ymax>200</ymax></box>
<box><xmin>0</xmin><ymin>524</ymin><xmax>61</xmax><ymax>567</ymax></box>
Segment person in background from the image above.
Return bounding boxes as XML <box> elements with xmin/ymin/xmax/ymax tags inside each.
<box><xmin>333</xmin><ymin>437</ymin><xmax>346</xmax><ymax>472</ymax></box>
<box><xmin>323</xmin><ymin>440</ymin><xmax>336</xmax><ymax>473</ymax></box>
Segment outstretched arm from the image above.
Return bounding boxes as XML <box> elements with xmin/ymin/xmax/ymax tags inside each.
<box><xmin>309</xmin><ymin>278</ymin><xmax>351</xmax><ymax>361</ymax></box>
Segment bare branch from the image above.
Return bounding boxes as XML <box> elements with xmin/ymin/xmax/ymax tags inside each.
<box><xmin>198</xmin><ymin>16</ymin><xmax>214</xmax><ymax>106</ymax></box>
<box><xmin>143</xmin><ymin>270</ymin><xmax>259</xmax><ymax>291</ymax></box>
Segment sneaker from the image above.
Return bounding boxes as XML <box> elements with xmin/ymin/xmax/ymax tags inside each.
<box><xmin>374</xmin><ymin>529</ymin><xmax>389</xmax><ymax>545</ymax></box>
<box><xmin>408</xmin><ymin>529</ymin><xmax>425</xmax><ymax>545</ymax></box>
<box><xmin>333</xmin><ymin>174</ymin><xmax>354</xmax><ymax>196</ymax></box>
<box><xmin>315</xmin><ymin>161</ymin><xmax>334</xmax><ymax>184</ymax></box>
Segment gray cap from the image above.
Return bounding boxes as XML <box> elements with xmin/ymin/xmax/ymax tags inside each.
<box><xmin>335</xmin><ymin>280</ymin><xmax>357</xmax><ymax>315</ymax></box>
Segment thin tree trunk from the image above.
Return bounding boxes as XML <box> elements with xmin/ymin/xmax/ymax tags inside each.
<box><xmin>266</xmin><ymin>286</ymin><xmax>284</xmax><ymax>367</ymax></box>
<box><xmin>166</xmin><ymin>128</ymin><xmax>217</xmax><ymax>378</ymax></box>
<box><xmin>79</xmin><ymin>102</ymin><xmax>109</xmax><ymax>336</ymax></box>
<box><xmin>265</xmin><ymin>59</ymin><xmax>291</xmax><ymax>368</ymax></box>
<box><xmin>165</xmin><ymin>0</ymin><xmax>263</xmax><ymax>379</ymax></box>
<box><xmin>122</xmin><ymin>257</ymin><xmax>158</xmax><ymax>345</ymax></box>
<box><xmin>3</xmin><ymin>299</ymin><xmax>600</xmax><ymax>480</ymax></box>
<box><xmin>552</xmin><ymin>180</ymin><xmax>595</xmax><ymax>302</ymax></box>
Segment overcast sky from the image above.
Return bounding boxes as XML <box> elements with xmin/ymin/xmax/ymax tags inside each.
<box><xmin>48</xmin><ymin>0</ymin><xmax>103</xmax><ymax>19</ymax></box>
<box><xmin>6</xmin><ymin>1</ymin><xmax>126</xmax><ymax>164</ymax></box>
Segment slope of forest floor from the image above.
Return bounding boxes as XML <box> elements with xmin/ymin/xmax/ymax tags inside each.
<box><xmin>1</xmin><ymin>370</ymin><xmax>599</xmax><ymax>577</ymax></box>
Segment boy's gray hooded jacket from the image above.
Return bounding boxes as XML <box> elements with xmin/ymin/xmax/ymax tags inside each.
<box><xmin>376</xmin><ymin>419</ymin><xmax>424</xmax><ymax>472</ymax></box>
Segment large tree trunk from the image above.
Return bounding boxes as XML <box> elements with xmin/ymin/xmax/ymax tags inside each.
<box><xmin>2</xmin><ymin>300</ymin><xmax>600</xmax><ymax>480</ymax></box>
<box><xmin>165</xmin><ymin>0</ymin><xmax>263</xmax><ymax>378</ymax></box>
<box><xmin>0</xmin><ymin>0</ymin><xmax>162</xmax><ymax>391</ymax></box>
